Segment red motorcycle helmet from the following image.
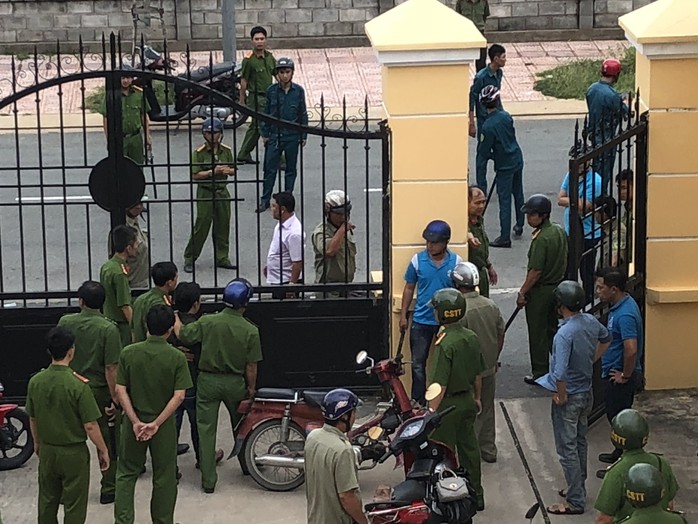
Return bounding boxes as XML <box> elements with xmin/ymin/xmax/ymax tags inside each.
<box><xmin>601</xmin><ymin>58</ymin><xmax>622</xmax><ymax>78</ymax></box>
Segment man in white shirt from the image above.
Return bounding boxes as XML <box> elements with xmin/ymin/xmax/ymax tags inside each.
<box><xmin>264</xmin><ymin>191</ymin><xmax>305</xmax><ymax>298</ymax></box>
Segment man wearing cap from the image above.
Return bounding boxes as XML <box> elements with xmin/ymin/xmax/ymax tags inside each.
<box><xmin>312</xmin><ymin>190</ymin><xmax>357</xmax><ymax>297</ymax></box>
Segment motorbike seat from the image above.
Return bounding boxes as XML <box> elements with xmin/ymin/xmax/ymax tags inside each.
<box><xmin>364</xmin><ymin>500</ymin><xmax>415</xmax><ymax>511</ymax></box>
<box><xmin>180</xmin><ymin>62</ymin><xmax>236</xmax><ymax>82</ymax></box>
<box><xmin>301</xmin><ymin>390</ymin><xmax>327</xmax><ymax>408</ymax></box>
<box><xmin>254</xmin><ymin>388</ymin><xmax>298</xmax><ymax>401</ymax></box>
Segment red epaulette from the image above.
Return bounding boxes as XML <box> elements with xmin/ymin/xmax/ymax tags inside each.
<box><xmin>72</xmin><ymin>371</ymin><xmax>90</xmax><ymax>384</ymax></box>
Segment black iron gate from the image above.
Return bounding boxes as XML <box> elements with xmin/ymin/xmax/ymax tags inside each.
<box><xmin>0</xmin><ymin>35</ymin><xmax>391</xmax><ymax>400</ymax></box>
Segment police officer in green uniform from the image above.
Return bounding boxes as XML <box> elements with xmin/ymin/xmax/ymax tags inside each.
<box><xmin>26</xmin><ymin>326</ymin><xmax>110</xmax><ymax>524</ymax></box>
<box><xmin>467</xmin><ymin>185</ymin><xmax>497</xmax><ymax>297</ymax></box>
<box><xmin>57</xmin><ymin>281</ymin><xmax>123</xmax><ymax>505</ymax></box>
<box><xmin>99</xmin><ymin>65</ymin><xmax>151</xmax><ymax>165</ymax></box>
<box><xmin>455</xmin><ymin>0</ymin><xmax>490</xmax><ymax>71</ymax></box>
<box><xmin>183</xmin><ymin>117</ymin><xmax>236</xmax><ymax>274</ymax></box>
<box><xmin>107</xmin><ymin>199</ymin><xmax>150</xmax><ymax>289</ymax></box>
<box><xmin>594</xmin><ymin>409</ymin><xmax>680</xmax><ymax>524</ymax></box>
<box><xmin>131</xmin><ymin>261</ymin><xmax>178</xmax><ymax>342</ymax></box>
<box><xmin>427</xmin><ymin>288</ymin><xmax>487</xmax><ymax>511</ymax></box>
<box><xmin>237</xmin><ymin>26</ymin><xmax>277</xmax><ymax>165</ymax></box>
<box><xmin>517</xmin><ymin>194</ymin><xmax>568</xmax><ymax>384</ymax></box>
<box><xmin>174</xmin><ymin>278</ymin><xmax>262</xmax><ymax>494</ymax></box>
<box><xmin>620</xmin><ymin>464</ymin><xmax>687</xmax><ymax>524</ymax></box>
<box><xmin>101</xmin><ymin>225</ymin><xmax>138</xmax><ymax>346</ymax></box>
<box><xmin>114</xmin><ymin>305</ymin><xmax>192</xmax><ymax>524</ymax></box>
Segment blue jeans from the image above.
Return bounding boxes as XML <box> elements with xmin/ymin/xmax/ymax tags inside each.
<box><xmin>175</xmin><ymin>391</ymin><xmax>200</xmax><ymax>463</ymax></box>
<box><xmin>551</xmin><ymin>391</ymin><xmax>593</xmax><ymax>511</ymax></box>
<box><xmin>261</xmin><ymin>137</ymin><xmax>301</xmax><ymax>204</ymax></box>
<box><xmin>495</xmin><ymin>167</ymin><xmax>525</xmax><ymax>241</ymax></box>
<box><xmin>409</xmin><ymin>322</ymin><xmax>440</xmax><ymax>403</ymax></box>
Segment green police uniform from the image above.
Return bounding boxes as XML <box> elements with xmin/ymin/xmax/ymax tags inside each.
<box><xmin>594</xmin><ymin>451</ymin><xmax>679</xmax><ymax>522</ymax></box>
<box><xmin>100</xmin><ymin>254</ymin><xmax>133</xmax><ymax>346</ymax></box>
<box><xmin>26</xmin><ymin>365</ymin><xmax>102</xmax><ymax>524</ymax></box>
<box><xmin>178</xmin><ymin>308</ymin><xmax>262</xmax><ymax>492</ymax></box>
<box><xmin>183</xmin><ymin>143</ymin><xmax>235</xmax><ymax>267</ymax></box>
<box><xmin>455</xmin><ymin>0</ymin><xmax>489</xmax><ymax>31</ymax></box>
<box><xmin>237</xmin><ymin>50</ymin><xmax>277</xmax><ymax>162</ymax></box>
<box><xmin>620</xmin><ymin>508</ymin><xmax>687</xmax><ymax>524</ymax></box>
<box><xmin>58</xmin><ymin>308</ymin><xmax>123</xmax><ymax>499</ymax></box>
<box><xmin>131</xmin><ymin>288</ymin><xmax>172</xmax><ymax>343</ymax></box>
<box><xmin>468</xmin><ymin>216</ymin><xmax>492</xmax><ymax>297</ymax></box>
<box><xmin>429</xmin><ymin>324</ymin><xmax>487</xmax><ymax>507</ymax></box>
<box><xmin>311</xmin><ymin>220</ymin><xmax>357</xmax><ymax>290</ymax></box>
<box><xmin>98</xmin><ymin>86</ymin><xmax>150</xmax><ymax>165</ymax></box>
<box><xmin>114</xmin><ymin>336</ymin><xmax>192</xmax><ymax>524</ymax></box>
<box><xmin>108</xmin><ymin>214</ymin><xmax>150</xmax><ymax>289</ymax></box>
<box><xmin>525</xmin><ymin>220</ymin><xmax>568</xmax><ymax>378</ymax></box>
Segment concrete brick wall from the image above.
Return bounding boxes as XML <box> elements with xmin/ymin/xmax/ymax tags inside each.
<box><xmin>0</xmin><ymin>0</ymin><xmax>657</xmax><ymax>49</ymax></box>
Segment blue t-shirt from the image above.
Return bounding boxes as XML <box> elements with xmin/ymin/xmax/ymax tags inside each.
<box><xmin>601</xmin><ymin>294</ymin><xmax>644</xmax><ymax>377</ymax></box>
<box><xmin>561</xmin><ymin>169</ymin><xmax>603</xmax><ymax>239</ymax></box>
<box><xmin>537</xmin><ymin>313</ymin><xmax>610</xmax><ymax>395</ymax></box>
<box><xmin>404</xmin><ymin>250</ymin><xmax>462</xmax><ymax>325</ymax></box>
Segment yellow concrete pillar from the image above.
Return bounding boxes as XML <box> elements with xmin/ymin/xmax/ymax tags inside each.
<box><xmin>365</xmin><ymin>0</ymin><xmax>486</xmax><ymax>368</ymax></box>
<box><xmin>620</xmin><ymin>0</ymin><xmax>698</xmax><ymax>390</ymax></box>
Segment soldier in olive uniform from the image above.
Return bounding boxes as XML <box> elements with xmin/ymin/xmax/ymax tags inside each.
<box><xmin>174</xmin><ymin>278</ymin><xmax>262</xmax><ymax>494</ymax></box>
<box><xmin>131</xmin><ymin>262</ymin><xmax>178</xmax><ymax>343</ymax></box>
<box><xmin>183</xmin><ymin>117</ymin><xmax>236</xmax><ymax>274</ymax></box>
<box><xmin>467</xmin><ymin>185</ymin><xmax>497</xmax><ymax>297</ymax></box>
<box><xmin>454</xmin><ymin>0</ymin><xmax>489</xmax><ymax>71</ymax></box>
<box><xmin>26</xmin><ymin>327</ymin><xmax>110</xmax><ymax>524</ymax></box>
<box><xmin>114</xmin><ymin>305</ymin><xmax>192</xmax><ymax>524</ymax></box>
<box><xmin>101</xmin><ymin>225</ymin><xmax>138</xmax><ymax>346</ymax></box>
<box><xmin>108</xmin><ymin>199</ymin><xmax>150</xmax><ymax>289</ymax></box>
<box><xmin>594</xmin><ymin>409</ymin><xmax>680</xmax><ymax>524</ymax></box>
<box><xmin>427</xmin><ymin>288</ymin><xmax>487</xmax><ymax>511</ymax></box>
<box><xmin>517</xmin><ymin>194</ymin><xmax>568</xmax><ymax>384</ymax></box>
<box><xmin>57</xmin><ymin>281</ymin><xmax>123</xmax><ymax>505</ymax></box>
<box><xmin>620</xmin><ymin>464</ymin><xmax>687</xmax><ymax>524</ymax></box>
<box><xmin>99</xmin><ymin>66</ymin><xmax>151</xmax><ymax>165</ymax></box>
<box><xmin>237</xmin><ymin>26</ymin><xmax>277</xmax><ymax>165</ymax></box>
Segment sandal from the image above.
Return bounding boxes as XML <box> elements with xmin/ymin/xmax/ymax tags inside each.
<box><xmin>547</xmin><ymin>503</ymin><xmax>584</xmax><ymax>515</ymax></box>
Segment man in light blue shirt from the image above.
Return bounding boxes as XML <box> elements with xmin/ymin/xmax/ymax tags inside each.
<box><xmin>537</xmin><ymin>281</ymin><xmax>610</xmax><ymax>515</ymax></box>
<box><xmin>558</xmin><ymin>142</ymin><xmax>603</xmax><ymax>303</ymax></box>
<box><xmin>399</xmin><ymin>220</ymin><xmax>462</xmax><ymax>404</ymax></box>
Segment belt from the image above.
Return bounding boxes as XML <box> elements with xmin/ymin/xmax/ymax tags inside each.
<box><xmin>446</xmin><ymin>390</ymin><xmax>470</xmax><ymax>397</ymax></box>
<box><xmin>199</xmin><ymin>369</ymin><xmax>242</xmax><ymax>376</ymax></box>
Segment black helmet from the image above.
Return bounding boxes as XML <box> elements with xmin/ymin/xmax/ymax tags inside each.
<box><xmin>430</xmin><ymin>288</ymin><xmax>466</xmax><ymax>325</ymax></box>
<box><xmin>276</xmin><ymin>57</ymin><xmax>295</xmax><ymax>71</ymax></box>
<box><xmin>521</xmin><ymin>194</ymin><xmax>552</xmax><ymax>216</ymax></box>
<box><xmin>422</xmin><ymin>220</ymin><xmax>451</xmax><ymax>243</ymax></box>
<box><xmin>554</xmin><ymin>280</ymin><xmax>585</xmax><ymax>312</ymax></box>
<box><xmin>479</xmin><ymin>85</ymin><xmax>500</xmax><ymax>106</ymax></box>
<box><xmin>611</xmin><ymin>409</ymin><xmax>649</xmax><ymax>451</ymax></box>
<box><xmin>625</xmin><ymin>463</ymin><xmax>664</xmax><ymax>508</ymax></box>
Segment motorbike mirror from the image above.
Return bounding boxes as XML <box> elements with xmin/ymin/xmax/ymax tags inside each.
<box><xmin>367</xmin><ymin>426</ymin><xmax>384</xmax><ymax>441</ymax></box>
<box><xmin>524</xmin><ymin>503</ymin><xmax>540</xmax><ymax>520</ymax></box>
<box><xmin>424</xmin><ymin>383</ymin><xmax>442</xmax><ymax>402</ymax></box>
<box><xmin>355</xmin><ymin>350</ymin><xmax>368</xmax><ymax>365</ymax></box>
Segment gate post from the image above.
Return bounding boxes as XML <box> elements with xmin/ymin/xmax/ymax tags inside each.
<box><xmin>620</xmin><ymin>0</ymin><xmax>698</xmax><ymax>390</ymax></box>
<box><xmin>365</xmin><ymin>0</ymin><xmax>486</xmax><ymax>368</ymax></box>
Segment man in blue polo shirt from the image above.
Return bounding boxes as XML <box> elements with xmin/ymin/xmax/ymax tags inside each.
<box><xmin>594</xmin><ymin>267</ymin><xmax>644</xmax><ymax>475</ymax></box>
<box><xmin>399</xmin><ymin>220</ymin><xmax>462</xmax><ymax>404</ymax></box>
<box><xmin>557</xmin><ymin>141</ymin><xmax>603</xmax><ymax>303</ymax></box>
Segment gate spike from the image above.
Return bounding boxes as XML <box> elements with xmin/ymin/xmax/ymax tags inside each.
<box><xmin>320</xmin><ymin>94</ymin><xmax>325</xmax><ymax>128</ymax></box>
<box><xmin>364</xmin><ymin>95</ymin><xmax>369</xmax><ymax>132</ymax></box>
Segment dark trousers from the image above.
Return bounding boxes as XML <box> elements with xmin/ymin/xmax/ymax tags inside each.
<box><xmin>409</xmin><ymin>322</ymin><xmax>440</xmax><ymax>403</ymax></box>
<box><xmin>475</xmin><ymin>48</ymin><xmax>487</xmax><ymax>72</ymax></box>
<box><xmin>580</xmin><ymin>238</ymin><xmax>600</xmax><ymax>304</ymax></box>
<box><xmin>603</xmin><ymin>371</ymin><xmax>638</xmax><ymax>458</ymax></box>
<box><xmin>495</xmin><ymin>167</ymin><xmax>525</xmax><ymax>242</ymax></box>
<box><xmin>175</xmin><ymin>392</ymin><xmax>200</xmax><ymax>463</ymax></box>
<box><xmin>261</xmin><ymin>137</ymin><xmax>300</xmax><ymax>205</ymax></box>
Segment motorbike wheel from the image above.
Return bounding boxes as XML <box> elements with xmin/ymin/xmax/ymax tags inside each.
<box><xmin>0</xmin><ymin>407</ymin><xmax>34</xmax><ymax>471</ymax></box>
<box><xmin>243</xmin><ymin>419</ymin><xmax>305</xmax><ymax>492</ymax></box>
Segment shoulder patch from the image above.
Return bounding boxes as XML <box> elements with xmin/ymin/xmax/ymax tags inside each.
<box><xmin>246</xmin><ymin>51</ymin><xmax>253</xmax><ymax>58</ymax></box>
<box><xmin>435</xmin><ymin>331</ymin><xmax>446</xmax><ymax>346</ymax></box>
<box><xmin>531</xmin><ymin>228</ymin><xmax>541</xmax><ymax>240</ymax></box>
<box><xmin>163</xmin><ymin>295</ymin><xmax>172</xmax><ymax>306</ymax></box>
<box><xmin>196</xmin><ymin>144</ymin><xmax>207</xmax><ymax>152</ymax></box>
<box><xmin>121</xmin><ymin>263</ymin><xmax>129</xmax><ymax>275</ymax></box>
<box><xmin>219</xmin><ymin>143</ymin><xmax>231</xmax><ymax>150</ymax></box>
<box><xmin>132</xmin><ymin>85</ymin><xmax>143</xmax><ymax>92</ymax></box>
<box><xmin>72</xmin><ymin>371</ymin><xmax>90</xmax><ymax>384</ymax></box>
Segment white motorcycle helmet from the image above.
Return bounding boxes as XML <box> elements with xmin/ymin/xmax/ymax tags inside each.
<box><xmin>449</xmin><ymin>261</ymin><xmax>480</xmax><ymax>288</ymax></box>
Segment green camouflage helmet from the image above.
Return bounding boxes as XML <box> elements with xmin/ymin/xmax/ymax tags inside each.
<box><xmin>554</xmin><ymin>280</ymin><xmax>586</xmax><ymax>312</ymax></box>
<box><xmin>429</xmin><ymin>288</ymin><xmax>466</xmax><ymax>325</ymax></box>
<box><xmin>611</xmin><ymin>409</ymin><xmax>649</xmax><ymax>451</ymax></box>
<box><xmin>624</xmin><ymin>463</ymin><xmax>664</xmax><ymax>508</ymax></box>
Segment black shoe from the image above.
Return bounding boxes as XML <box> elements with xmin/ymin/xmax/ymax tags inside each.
<box><xmin>489</xmin><ymin>237</ymin><xmax>512</xmax><ymax>248</ymax></box>
<box><xmin>513</xmin><ymin>226</ymin><xmax>524</xmax><ymax>237</ymax></box>
<box><xmin>177</xmin><ymin>443</ymin><xmax>190</xmax><ymax>456</ymax></box>
<box><xmin>255</xmin><ymin>201</ymin><xmax>270</xmax><ymax>213</ymax></box>
<box><xmin>598</xmin><ymin>451</ymin><xmax>621</xmax><ymax>464</ymax></box>
<box><xmin>236</xmin><ymin>158</ymin><xmax>258</xmax><ymax>165</ymax></box>
<box><xmin>183</xmin><ymin>263</ymin><xmax>193</xmax><ymax>274</ymax></box>
<box><xmin>216</xmin><ymin>261</ymin><xmax>236</xmax><ymax>270</ymax></box>
<box><xmin>596</xmin><ymin>469</ymin><xmax>608</xmax><ymax>480</ymax></box>
<box><xmin>477</xmin><ymin>501</ymin><xmax>485</xmax><ymax>511</ymax></box>
<box><xmin>99</xmin><ymin>493</ymin><xmax>115</xmax><ymax>505</ymax></box>
<box><xmin>524</xmin><ymin>375</ymin><xmax>538</xmax><ymax>386</ymax></box>
<box><xmin>481</xmin><ymin>455</ymin><xmax>497</xmax><ymax>464</ymax></box>
<box><xmin>203</xmin><ymin>486</ymin><xmax>215</xmax><ymax>494</ymax></box>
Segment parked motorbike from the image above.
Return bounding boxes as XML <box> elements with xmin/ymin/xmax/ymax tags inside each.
<box><xmin>133</xmin><ymin>45</ymin><xmax>246</xmax><ymax>129</ymax></box>
<box><xmin>365</xmin><ymin>391</ymin><xmax>478</xmax><ymax>524</ymax></box>
<box><xmin>0</xmin><ymin>380</ymin><xmax>34</xmax><ymax>471</ymax></box>
<box><xmin>233</xmin><ymin>342</ymin><xmax>421</xmax><ymax>492</ymax></box>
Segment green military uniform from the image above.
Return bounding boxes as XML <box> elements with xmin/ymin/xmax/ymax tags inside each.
<box><xmin>459</xmin><ymin>291</ymin><xmax>504</xmax><ymax>462</ymax></box>
<box><xmin>621</xmin><ymin>508</ymin><xmax>687</xmax><ymax>524</ymax></box>
<box><xmin>58</xmin><ymin>308</ymin><xmax>123</xmax><ymax>499</ymax></box>
<box><xmin>100</xmin><ymin>254</ymin><xmax>133</xmax><ymax>346</ymax></box>
<box><xmin>108</xmin><ymin>214</ymin><xmax>150</xmax><ymax>289</ymax></box>
<box><xmin>311</xmin><ymin>220</ymin><xmax>357</xmax><ymax>294</ymax></box>
<box><xmin>114</xmin><ymin>336</ymin><xmax>192</xmax><ymax>524</ymax></box>
<box><xmin>178</xmin><ymin>308</ymin><xmax>262</xmax><ymax>492</ymax></box>
<box><xmin>131</xmin><ymin>288</ymin><xmax>172</xmax><ymax>343</ymax></box>
<box><xmin>429</xmin><ymin>324</ymin><xmax>487</xmax><ymax>507</ymax></box>
<box><xmin>98</xmin><ymin>86</ymin><xmax>150</xmax><ymax>165</ymax></box>
<box><xmin>455</xmin><ymin>0</ymin><xmax>489</xmax><ymax>31</ymax></box>
<box><xmin>525</xmin><ymin>220</ymin><xmax>568</xmax><ymax>378</ymax></box>
<box><xmin>594</xmin><ymin>451</ymin><xmax>679</xmax><ymax>522</ymax></box>
<box><xmin>237</xmin><ymin>50</ymin><xmax>277</xmax><ymax>162</ymax></box>
<box><xmin>26</xmin><ymin>365</ymin><xmax>102</xmax><ymax>524</ymax></box>
<box><xmin>468</xmin><ymin>216</ymin><xmax>492</xmax><ymax>297</ymax></box>
<box><xmin>183</xmin><ymin>143</ymin><xmax>235</xmax><ymax>267</ymax></box>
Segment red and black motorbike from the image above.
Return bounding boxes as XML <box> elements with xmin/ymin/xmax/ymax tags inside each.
<box><xmin>0</xmin><ymin>380</ymin><xmax>34</xmax><ymax>471</ymax></box>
